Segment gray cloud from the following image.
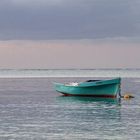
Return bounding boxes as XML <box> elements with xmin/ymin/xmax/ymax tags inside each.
<box><xmin>0</xmin><ymin>0</ymin><xmax>140</xmax><ymax>40</ymax></box>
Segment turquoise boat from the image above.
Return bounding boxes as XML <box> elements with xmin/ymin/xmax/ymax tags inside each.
<box><xmin>54</xmin><ymin>78</ymin><xmax>121</xmax><ymax>98</ymax></box>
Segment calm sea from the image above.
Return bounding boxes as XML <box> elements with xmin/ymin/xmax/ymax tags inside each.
<box><xmin>0</xmin><ymin>69</ymin><xmax>140</xmax><ymax>140</ymax></box>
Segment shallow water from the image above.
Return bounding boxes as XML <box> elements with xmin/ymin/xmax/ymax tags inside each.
<box><xmin>0</xmin><ymin>77</ymin><xmax>140</xmax><ymax>140</ymax></box>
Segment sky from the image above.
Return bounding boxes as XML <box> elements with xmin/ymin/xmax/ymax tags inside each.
<box><xmin>0</xmin><ymin>0</ymin><xmax>140</xmax><ymax>69</ymax></box>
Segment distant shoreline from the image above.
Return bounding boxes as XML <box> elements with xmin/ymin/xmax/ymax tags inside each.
<box><xmin>0</xmin><ymin>69</ymin><xmax>140</xmax><ymax>78</ymax></box>
<box><xmin>0</xmin><ymin>68</ymin><xmax>140</xmax><ymax>70</ymax></box>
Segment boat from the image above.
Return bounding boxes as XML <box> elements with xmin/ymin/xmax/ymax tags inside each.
<box><xmin>54</xmin><ymin>78</ymin><xmax>121</xmax><ymax>98</ymax></box>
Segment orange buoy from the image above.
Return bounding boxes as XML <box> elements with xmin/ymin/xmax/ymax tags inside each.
<box><xmin>123</xmin><ymin>94</ymin><xmax>134</xmax><ymax>99</ymax></box>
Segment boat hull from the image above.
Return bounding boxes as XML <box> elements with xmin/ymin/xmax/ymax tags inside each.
<box><xmin>54</xmin><ymin>78</ymin><xmax>121</xmax><ymax>98</ymax></box>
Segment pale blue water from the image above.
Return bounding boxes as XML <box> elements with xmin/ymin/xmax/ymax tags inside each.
<box><xmin>0</xmin><ymin>70</ymin><xmax>140</xmax><ymax>139</ymax></box>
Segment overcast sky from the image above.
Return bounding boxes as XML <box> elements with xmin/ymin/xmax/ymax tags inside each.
<box><xmin>0</xmin><ymin>0</ymin><xmax>140</xmax><ymax>69</ymax></box>
<box><xmin>0</xmin><ymin>0</ymin><xmax>140</xmax><ymax>40</ymax></box>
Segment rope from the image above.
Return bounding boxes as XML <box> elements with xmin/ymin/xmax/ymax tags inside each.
<box><xmin>118</xmin><ymin>84</ymin><xmax>122</xmax><ymax>98</ymax></box>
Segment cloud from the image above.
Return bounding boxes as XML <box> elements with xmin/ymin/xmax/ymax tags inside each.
<box><xmin>0</xmin><ymin>0</ymin><xmax>140</xmax><ymax>40</ymax></box>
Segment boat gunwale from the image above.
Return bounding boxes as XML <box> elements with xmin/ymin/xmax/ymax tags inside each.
<box><xmin>54</xmin><ymin>78</ymin><xmax>121</xmax><ymax>88</ymax></box>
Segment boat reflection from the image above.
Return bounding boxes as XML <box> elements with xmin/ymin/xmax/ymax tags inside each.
<box><xmin>56</xmin><ymin>95</ymin><xmax>122</xmax><ymax>122</ymax></box>
<box><xmin>56</xmin><ymin>95</ymin><xmax>121</xmax><ymax>105</ymax></box>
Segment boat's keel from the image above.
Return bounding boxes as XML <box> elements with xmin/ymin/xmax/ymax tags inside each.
<box><xmin>61</xmin><ymin>93</ymin><xmax>117</xmax><ymax>98</ymax></box>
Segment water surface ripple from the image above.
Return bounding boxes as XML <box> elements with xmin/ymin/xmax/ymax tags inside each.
<box><xmin>0</xmin><ymin>77</ymin><xmax>140</xmax><ymax>139</ymax></box>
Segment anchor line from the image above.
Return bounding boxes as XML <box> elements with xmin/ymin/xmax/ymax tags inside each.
<box><xmin>118</xmin><ymin>83</ymin><xmax>122</xmax><ymax>98</ymax></box>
